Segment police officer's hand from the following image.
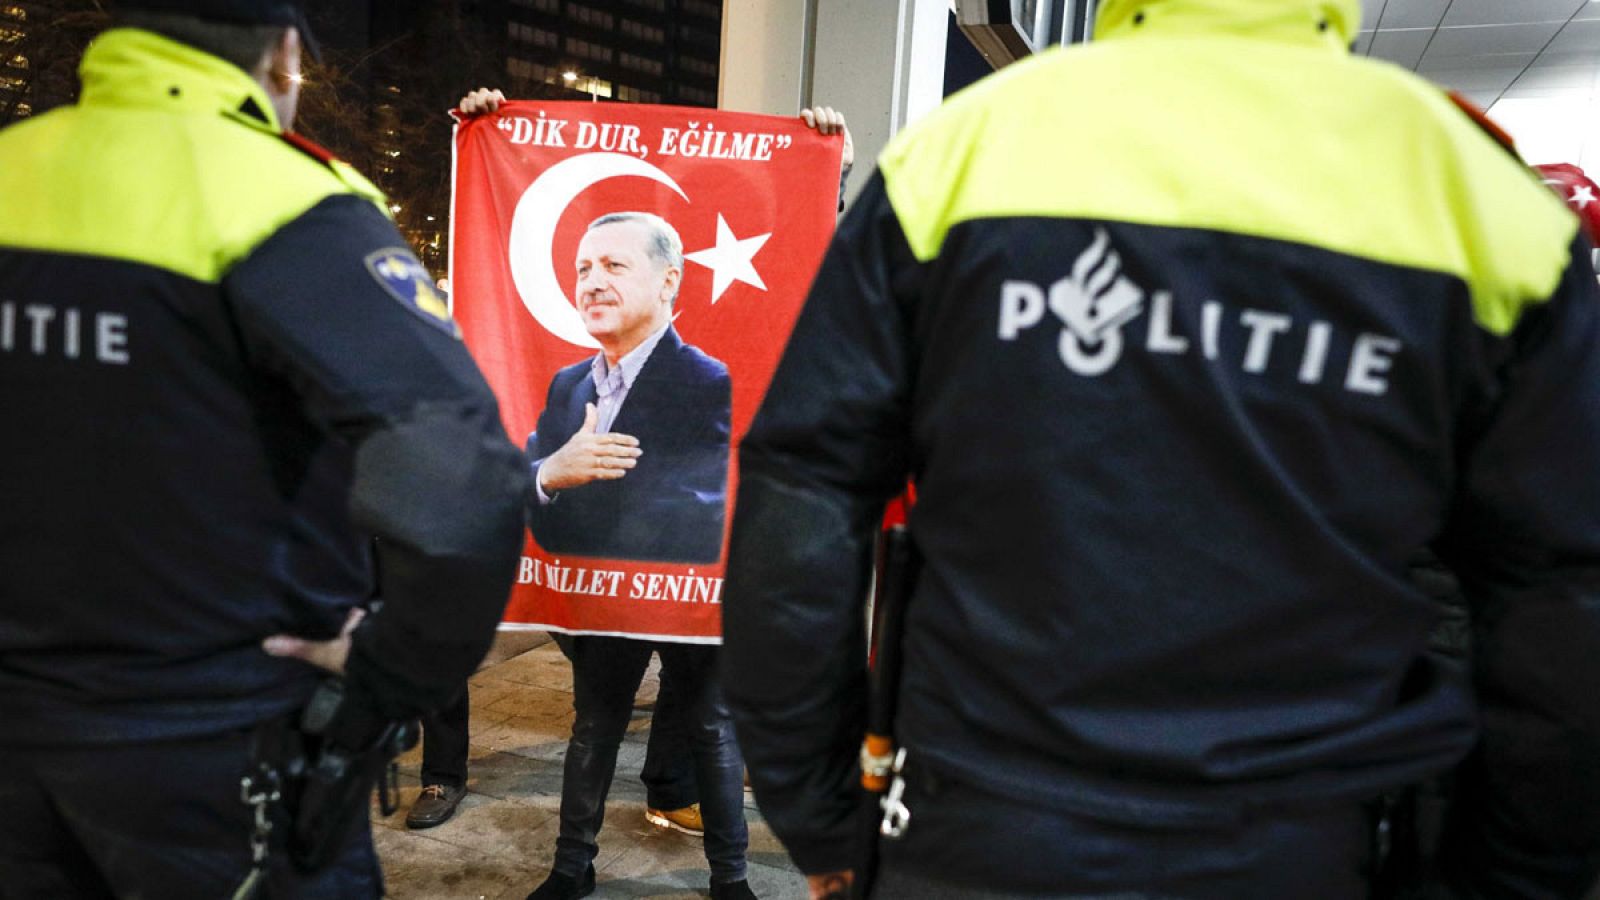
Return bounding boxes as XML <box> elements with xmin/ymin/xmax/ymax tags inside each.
<box><xmin>538</xmin><ymin>402</ymin><xmax>642</xmax><ymax>493</ymax></box>
<box><xmin>801</xmin><ymin>105</ymin><xmax>853</xmax><ymax>171</ymax></box>
<box><xmin>262</xmin><ymin>607</ymin><xmax>365</xmax><ymax>675</ymax></box>
<box><xmin>459</xmin><ymin>87</ymin><xmax>505</xmax><ymax>116</ymax></box>
<box><xmin>807</xmin><ymin>871</ymin><xmax>852</xmax><ymax>900</ymax></box>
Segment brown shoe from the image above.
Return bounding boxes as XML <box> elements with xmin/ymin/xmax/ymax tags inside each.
<box><xmin>405</xmin><ymin>783</ymin><xmax>466</xmax><ymax>829</ymax></box>
<box><xmin>644</xmin><ymin>803</ymin><xmax>704</xmax><ymax>836</ymax></box>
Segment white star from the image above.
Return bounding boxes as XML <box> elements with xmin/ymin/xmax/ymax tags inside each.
<box><xmin>1572</xmin><ymin>185</ymin><xmax>1597</xmax><ymax>209</ymax></box>
<box><xmin>685</xmin><ymin>214</ymin><xmax>771</xmax><ymax>304</ymax></box>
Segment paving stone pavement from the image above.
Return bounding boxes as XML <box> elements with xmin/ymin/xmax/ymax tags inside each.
<box><xmin>373</xmin><ymin>637</ymin><xmax>808</xmax><ymax>900</ymax></box>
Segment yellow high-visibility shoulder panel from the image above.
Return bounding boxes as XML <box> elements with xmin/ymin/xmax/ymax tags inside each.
<box><xmin>880</xmin><ymin>36</ymin><xmax>1576</xmax><ymax>336</ymax></box>
<box><xmin>0</xmin><ymin>29</ymin><xmax>390</xmax><ymax>285</ymax></box>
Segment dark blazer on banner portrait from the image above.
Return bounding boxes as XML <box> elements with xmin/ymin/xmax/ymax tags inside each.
<box><xmin>525</xmin><ymin>326</ymin><xmax>732</xmax><ymax>564</ymax></box>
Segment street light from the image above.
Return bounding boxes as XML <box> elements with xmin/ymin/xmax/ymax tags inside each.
<box><xmin>562</xmin><ymin>69</ymin><xmax>598</xmax><ymax>102</ymax></box>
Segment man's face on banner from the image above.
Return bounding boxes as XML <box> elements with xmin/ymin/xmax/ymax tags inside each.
<box><xmin>575</xmin><ymin>220</ymin><xmax>680</xmax><ymax>355</ymax></box>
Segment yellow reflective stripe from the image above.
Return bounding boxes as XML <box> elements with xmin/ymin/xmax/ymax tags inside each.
<box><xmin>1096</xmin><ymin>0</ymin><xmax>1364</xmax><ymax>46</ymax></box>
<box><xmin>881</xmin><ymin>40</ymin><xmax>1577</xmax><ymax>336</ymax></box>
<box><xmin>0</xmin><ymin>28</ymin><xmax>390</xmax><ymax>283</ymax></box>
<box><xmin>0</xmin><ymin>109</ymin><xmax>383</xmax><ymax>284</ymax></box>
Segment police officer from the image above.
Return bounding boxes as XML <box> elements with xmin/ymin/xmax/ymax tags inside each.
<box><xmin>0</xmin><ymin>2</ymin><xmax>528</xmax><ymax>897</ymax></box>
<box><xmin>723</xmin><ymin>0</ymin><xmax>1600</xmax><ymax>897</ymax></box>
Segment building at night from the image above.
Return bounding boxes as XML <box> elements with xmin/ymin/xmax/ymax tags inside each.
<box><xmin>0</xmin><ymin>1</ymin><xmax>725</xmax><ymax>273</ymax></box>
<box><xmin>0</xmin><ymin>4</ymin><xmax>30</xmax><ymax>120</ymax></box>
<box><xmin>500</xmin><ymin>0</ymin><xmax>721</xmax><ymax>108</ymax></box>
<box><xmin>299</xmin><ymin>0</ymin><xmax>724</xmax><ymax>272</ymax></box>
<box><xmin>0</xmin><ymin>2</ymin><xmax>108</xmax><ymax>124</ymax></box>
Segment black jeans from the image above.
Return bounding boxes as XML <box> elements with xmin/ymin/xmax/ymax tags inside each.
<box><xmin>641</xmin><ymin>658</ymin><xmax>699</xmax><ymax>810</ymax></box>
<box><xmin>0</xmin><ymin>730</ymin><xmax>381</xmax><ymax>899</ymax></box>
<box><xmin>555</xmin><ymin>636</ymin><xmax>747</xmax><ymax>883</ymax></box>
<box><xmin>420</xmin><ymin>687</ymin><xmax>470</xmax><ymax>789</ymax></box>
<box><xmin>552</xmin><ymin>632</ymin><xmax>699</xmax><ymax>810</ymax></box>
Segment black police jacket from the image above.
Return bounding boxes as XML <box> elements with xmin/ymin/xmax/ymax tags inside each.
<box><xmin>0</xmin><ymin>30</ymin><xmax>528</xmax><ymax>745</ymax></box>
<box><xmin>722</xmin><ymin>1</ymin><xmax>1600</xmax><ymax>895</ymax></box>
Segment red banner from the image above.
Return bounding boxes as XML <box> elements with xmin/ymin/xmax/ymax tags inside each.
<box><xmin>450</xmin><ymin>101</ymin><xmax>842</xmax><ymax>642</ymax></box>
<box><xmin>1536</xmin><ymin>162</ymin><xmax>1600</xmax><ymax>243</ymax></box>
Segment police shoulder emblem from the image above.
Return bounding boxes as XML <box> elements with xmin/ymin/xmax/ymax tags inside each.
<box><xmin>364</xmin><ymin>248</ymin><xmax>461</xmax><ymax>338</ymax></box>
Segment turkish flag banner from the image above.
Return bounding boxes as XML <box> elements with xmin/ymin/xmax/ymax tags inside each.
<box><xmin>1535</xmin><ymin>162</ymin><xmax>1600</xmax><ymax>243</ymax></box>
<box><xmin>450</xmin><ymin>101</ymin><xmax>843</xmax><ymax>642</ymax></box>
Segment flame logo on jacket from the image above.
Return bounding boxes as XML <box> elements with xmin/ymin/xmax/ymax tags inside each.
<box><xmin>1048</xmin><ymin>229</ymin><xmax>1145</xmax><ymax>375</ymax></box>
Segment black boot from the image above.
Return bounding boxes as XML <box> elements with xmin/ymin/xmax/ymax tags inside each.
<box><xmin>526</xmin><ymin>865</ymin><xmax>595</xmax><ymax>900</ymax></box>
<box><xmin>709</xmin><ymin>878</ymin><xmax>757</xmax><ymax>900</ymax></box>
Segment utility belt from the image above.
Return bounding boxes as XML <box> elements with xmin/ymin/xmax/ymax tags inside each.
<box><xmin>857</xmin><ymin>746</ymin><xmax>1452</xmax><ymax>900</ymax></box>
<box><xmin>231</xmin><ymin>678</ymin><xmax>419</xmax><ymax>900</ymax></box>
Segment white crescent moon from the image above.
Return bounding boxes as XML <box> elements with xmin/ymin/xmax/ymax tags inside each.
<box><xmin>507</xmin><ymin>152</ymin><xmax>689</xmax><ymax>349</ymax></box>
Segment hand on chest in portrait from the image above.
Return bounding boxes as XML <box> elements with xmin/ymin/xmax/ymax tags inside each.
<box><xmin>530</xmin><ymin>328</ymin><xmax>731</xmax><ymax>564</ymax></box>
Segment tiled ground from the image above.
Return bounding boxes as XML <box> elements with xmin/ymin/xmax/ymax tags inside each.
<box><xmin>373</xmin><ymin>637</ymin><xmax>806</xmax><ymax>900</ymax></box>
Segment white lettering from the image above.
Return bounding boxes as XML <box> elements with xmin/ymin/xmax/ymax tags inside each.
<box><xmin>617</xmin><ymin>125</ymin><xmax>644</xmax><ymax>157</ymax></box>
<box><xmin>994</xmin><ymin>265</ymin><xmax>1403</xmax><ymax>399</ymax></box>
<box><xmin>505</xmin><ymin>116</ymin><xmax>534</xmax><ymax>144</ymax></box>
<box><xmin>536</xmin><ymin>113</ymin><xmax>567</xmax><ymax>147</ymax></box>
<box><xmin>1299</xmin><ymin>321</ymin><xmax>1331</xmax><ymax>384</ymax></box>
<box><xmin>97</xmin><ymin>314</ymin><xmax>130</xmax><ymax>364</ymax></box>
<box><xmin>1200</xmin><ymin>300</ymin><xmax>1221</xmax><ymax>360</ymax></box>
<box><xmin>25</xmin><ymin>304</ymin><xmax>54</xmax><ymax>354</ymax></box>
<box><xmin>517</xmin><ymin>556</ymin><xmax>535</xmax><ymax>585</ymax></box>
<box><xmin>998</xmin><ymin>281</ymin><xmax>1046</xmax><ymax>339</ymax></box>
<box><xmin>0</xmin><ymin>302</ymin><xmax>129</xmax><ymax>365</ymax></box>
<box><xmin>1345</xmin><ymin>333</ymin><xmax>1401</xmax><ymax>396</ymax></box>
<box><xmin>726</xmin><ymin>131</ymin><xmax>756</xmax><ymax>159</ymax></box>
<box><xmin>1145</xmin><ymin>291</ymin><xmax>1187</xmax><ymax>354</ymax></box>
<box><xmin>63</xmin><ymin>308</ymin><xmax>80</xmax><ymax>359</ymax></box>
<box><xmin>1239</xmin><ymin>310</ymin><xmax>1292</xmax><ymax>373</ymax></box>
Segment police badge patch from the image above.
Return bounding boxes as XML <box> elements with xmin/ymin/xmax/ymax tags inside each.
<box><xmin>364</xmin><ymin>248</ymin><xmax>461</xmax><ymax>338</ymax></box>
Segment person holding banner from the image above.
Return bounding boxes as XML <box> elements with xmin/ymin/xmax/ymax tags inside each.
<box><xmin>457</xmin><ymin>87</ymin><xmax>857</xmax><ymax>900</ymax></box>
<box><xmin>458</xmin><ymin>87</ymin><xmax>749</xmax><ymax>900</ymax></box>
<box><xmin>723</xmin><ymin>0</ymin><xmax>1600</xmax><ymax>898</ymax></box>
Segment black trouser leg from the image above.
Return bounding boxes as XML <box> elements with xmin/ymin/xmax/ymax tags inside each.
<box><xmin>641</xmin><ymin>655</ymin><xmax>699</xmax><ymax>810</ymax></box>
<box><xmin>419</xmin><ymin>686</ymin><xmax>470</xmax><ymax>789</ymax></box>
<box><xmin>658</xmin><ymin>644</ymin><xmax>748</xmax><ymax>884</ymax></box>
<box><xmin>552</xmin><ymin>637</ymin><xmax>654</xmax><ymax>876</ymax></box>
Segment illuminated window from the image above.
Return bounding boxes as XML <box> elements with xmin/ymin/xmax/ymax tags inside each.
<box><xmin>567</xmin><ymin>4</ymin><xmax>613</xmax><ymax>29</ymax></box>
<box><xmin>620</xmin><ymin>19</ymin><xmax>664</xmax><ymax>43</ymax></box>
<box><xmin>508</xmin><ymin>23</ymin><xmax>559</xmax><ymax>48</ymax></box>
<box><xmin>616</xmin><ymin>85</ymin><xmax>660</xmax><ymax>103</ymax></box>
<box><xmin>678</xmin><ymin>86</ymin><xmax>716</xmax><ymax>107</ymax></box>
<box><xmin>680</xmin><ymin>56</ymin><xmax>716</xmax><ymax>77</ymax></box>
<box><xmin>619</xmin><ymin>52</ymin><xmax>664</xmax><ymax>76</ymax></box>
<box><xmin>564</xmin><ymin>37</ymin><xmax>613</xmax><ymax>63</ymax></box>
